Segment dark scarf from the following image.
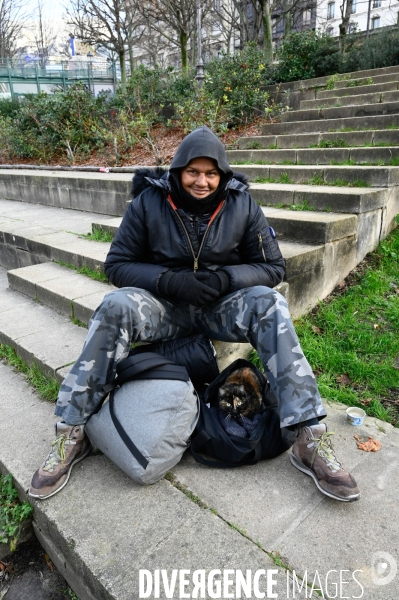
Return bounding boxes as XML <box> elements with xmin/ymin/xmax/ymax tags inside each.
<box><xmin>169</xmin><ymin>170</ymin><xmax>230</xmax><ymax>215</ymax></box>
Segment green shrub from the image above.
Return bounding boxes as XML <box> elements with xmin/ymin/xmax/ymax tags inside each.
<box><xmin>0</xmin><ymin>97</ymin><xmax>21</xmax><ymax>118</ymax></box>
<box><xmin>270</xmin><ymin>31</ymin><xmax>341</xmax><ymax>83</ymax></box>
<box><xmin>0</xmin><ymin>473</ymin><xmax>33</xmax><ymax>552</ymax></box>
<box><xmin>204</xmin><ymin>43</ymin><xmax>272</xmax><ymax>126</ymax></box>
<box><xmin>6</xmin><ymin>83</ymin><xmax>111</xmax><ymax>162</ymax></box>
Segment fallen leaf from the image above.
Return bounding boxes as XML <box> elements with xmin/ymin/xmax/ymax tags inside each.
<box><xmin>373</xmin><ymin>323</ymin><xmax>379</xmax><ymax>329</ymax></box>
<box><xmin>312</xmin><ymin>326</ymin><xmax>321</xmax><ymax>334</ymax></box>
<box><xmin>354</xmin><ymin>435</ymin><xmax>382</xmax><ymax>452</ymax></box>
<box><xmin>44</xmin><ymin>553</ymin><xmax>54</xmax><ymax>572</ymax></box>
<box><xmin>360</xmin><ymin>398</ymin><xmax>372</xmax><ymax>405</ymax></box>
<box><xmin>336</xmin><ymin>374</ymin><xmax>351</xmax><ymax>386</ymax></box>
<box><xmin>338</xmin><ymin>280</ymin><xmax>346</xmax><ymax>289</ymax></box>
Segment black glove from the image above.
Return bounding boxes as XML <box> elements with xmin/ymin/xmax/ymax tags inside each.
<box><xmin>203</xmin><ymin>271</ymin><xmax>230</xmax><ymax>297</ymax></box>
<box><xmin>158</xmin><ymin>271</ymin><xmax>220</xmax><ymax>307</ymax></box>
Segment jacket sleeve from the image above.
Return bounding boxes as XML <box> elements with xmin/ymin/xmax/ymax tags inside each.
<box><xmin>104</xmin><ymin>196</ymin><xmax>169</xmax><ymax>294</ymax></box>
<box><xmin>219</xmin><ymin>199</ymin><xmax>286</xmax><ymax>292</ymax></box>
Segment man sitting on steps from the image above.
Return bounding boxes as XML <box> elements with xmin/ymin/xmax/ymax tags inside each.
<box><xmin>29</xmin><ymin>125</ymin><xmax>360</xmax><ymax>503</ymax></box>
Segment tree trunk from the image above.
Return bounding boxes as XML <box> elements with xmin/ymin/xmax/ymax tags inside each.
<box><xmin>339</xmin><ymin>0</ymin><xmax>353</xmax><ymax>52</ymax></box>
<box><xmin>180</xmin><ymin>29</ymin><xmax>188</xmax><ymax>71</ymax></box>
<box><xmin>262</xmin><ymin>0</ymin><xmax>273</xmax><ymax>61</ymax></box>
<box><xmin>119</xmin><ymin>49</ymin><xmax>126</xmax><ymax>84</ymax></box>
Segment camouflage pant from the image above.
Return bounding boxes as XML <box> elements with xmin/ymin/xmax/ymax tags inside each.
<box><xmin>55</xmin><ymin>286</ymin><xmax>326</xmax><ymax>427</ymax></box>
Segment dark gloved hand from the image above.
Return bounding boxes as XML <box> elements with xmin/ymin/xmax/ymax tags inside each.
<box><xmin>159</xmin><ymin>271</ymin><xmax>220</xmax><ymax>307</ymax></box>
<box><xmin>204</xmin><ymin>271</ymin><xmax>230</xmax><ymax>297</ymax></box>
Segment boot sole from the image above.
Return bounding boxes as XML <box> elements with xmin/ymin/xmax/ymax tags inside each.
<box><xmin>28</xmin><ymin>443</ymin><xmax>92</xmax><ymax>500</ymax></box>
<box><xmin>290</xmin><ymin>453</ymin><xmax>360</xmax><ymax>502</ymax></box>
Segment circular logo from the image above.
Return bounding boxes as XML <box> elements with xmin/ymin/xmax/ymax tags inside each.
<box><xmin>371</xmin><ymin>552</ymin><xmax>397</xmax><ymax>586</ymax></box>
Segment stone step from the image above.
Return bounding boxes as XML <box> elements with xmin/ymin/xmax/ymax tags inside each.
<box><xmin>261</xmin><ymin>113</ymin><xmax>399</xmax><ymax>135</ymax></box>
<box><xmin>0</xmin><ymin>198</ymin><xmax>112</xmax><ymax>272</ymax></box>
<box><xmin>333</xmin><ymin>72</ymin><xmax>399</xmax><ymax>89</ymax></box>
<box><xmin>0</xmin><ymin>169</ymin><xmax>133</xmax><ymax>217</ymax></box>
<box><xmin>238</xmin><ymin>129</ymin><xmax>399</xmax><ymax>150</ymax></box>
<box><xmin>7</xmin><ymin>262</ymin><xmax>115</xmax><ymax>327</ymax></box>
<box><xmin>281</xmin><ymin>100</ymin><xmax>399</xmax><ymax>123</ymax></box>
<box><xmin>300</xmin><ymin>90</ymin><xmax>399</xmax><ymax>110</ymax></box>
<box><xmin>227</xmin><ymin>146</ymin><xmax>399</xmax><ymax>165</ymax></box>
<box><xmin>231</xmin><ymin>163</ymin><xmax>399</xmax><ymax>187</ymax></box>
<box><xmin>262</xmin><ymin>207</ymin><xmax>357</xmax><ymax>243</ymax></box>
<box><xmin>0</xmin><ymin>270</ymin><xmax>87</xmax><ymax>383</ymax></box>
<box><xmin>264</xmin><ymin>63</ymin><xmax>399</xmax><ymax>93</ymax></box>
<box><xmin>316</xmin><ymin>80</ymin><xmax>399</xmax><ymax>100</ymax></box>
<box><xmin>92</xmin><ymin>208</ymin><xmax>357</xmax><ymax>245</ymax></box>
<box><xmin>4</xmin><ymin>343</ymin><xmax>395</xmax><ymax>600</ymax></box>
<box><xmin>248</xmin><ymin>184</ymin><xmax>388</xmax><ymax>213</ymax></box>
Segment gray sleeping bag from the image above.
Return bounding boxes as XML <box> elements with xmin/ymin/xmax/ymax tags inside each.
<box><xmin>86</xmin><ymin>353</ymin><xmax>199</xmax><ymax>485</ymax></box>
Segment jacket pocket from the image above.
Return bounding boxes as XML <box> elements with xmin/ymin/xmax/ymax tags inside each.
<box><xmin>258</xmin><ymin>227</ymin><xmax>281</xmax><ymax>262</ymax></box>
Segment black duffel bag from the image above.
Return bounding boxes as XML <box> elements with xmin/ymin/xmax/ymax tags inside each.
<box><xmin>191</xmin><ymin>359</ymin><xmax>293</xmax><ymax>468</ymax></box>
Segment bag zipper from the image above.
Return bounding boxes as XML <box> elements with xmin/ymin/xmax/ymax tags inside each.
<box><xmin>258</xmin><ymin>232</ymin><xmax>267</xmax><ymax>263</ymax></box>
<box><xmin>168</xmin><ymin>196</ymin><xmax>225</xmax><ymax>272</ymax></box>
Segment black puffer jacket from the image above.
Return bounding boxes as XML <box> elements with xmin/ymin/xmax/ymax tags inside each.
<box><xmin>104</xmin><ymin>168</ymin><xmax>286</xmax><ymax>296</ymax></box>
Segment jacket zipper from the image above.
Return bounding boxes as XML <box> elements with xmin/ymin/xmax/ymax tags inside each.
<box><xmin>258</xmin><ymin>232</ymin><xmax>267</xmax><ymax>263</ymax></box>
<box><xmin>168</xmin><ymin>196</ymin><xmax>225</xmax><ymax>272</ymax></box>
<box><xmin>173</xmin><ymin>210</ymin><xmax>210</xmax><ymax>271</ymax></box>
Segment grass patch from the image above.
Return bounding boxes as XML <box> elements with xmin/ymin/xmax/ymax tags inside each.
<box><xmin>289</xmin><ymin>199</ymin><xmax>316</xmax><ymax>211</ymax></box>
<box><xmin>164</xmin><ymin>472</ymin><xmax>208</xmax><ymax>509</ymax></box>
<box><xmin>0</xmin><ymin>473</ymin><xmax>34</xmax><ymax>552</ymax></box>
<box><xmin>329</xmin><ymin>159</ymin><xmax>356</xmax><ymax>166</ymax></box>
<box><xmin>307</xmin><ymin>175</ymin><xmax>369</xmax><ymax>187</ymax></box>
<box><xmin>345</xmin><ymin>77</ymin><xmax>373</xmax><ymax>87</ymax></box>
<box><xmin>311</xmin><ymin>139</ymin><xmax>347</xmax><ymax>149</ymax></box>
<box><xmin>57</xmin><ymin>261</ymin><xmax>108</xmax><ymax>283</ymax></box>
<box><xmin>83</xmin><ymin>226</ymin><xmax>114</xmax><ymax>243</ymax></box>
<box><xmin>252</xmin><ymin>173</ymin><xmax>295</xmax><ymax>184</ymax></box>
<box><xmin>0</xmin><ymin>343</ymin><xmax>60</xmax><ymax>402</ymax></box>
<box><xmin>253</xmin><ymin>220</ymin><xmax>399</xmax><ymax>425</ymax></box>
<box><xmin>246</xmin><ymin>141</ymin><xmax>262</xmax><ymax>149</ymax></box>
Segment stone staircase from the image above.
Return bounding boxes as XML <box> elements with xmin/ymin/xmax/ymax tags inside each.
<box><xmin>0</xmin><ymin>63</ymin><xmax>398</xmax><ymax>599</ymax></box>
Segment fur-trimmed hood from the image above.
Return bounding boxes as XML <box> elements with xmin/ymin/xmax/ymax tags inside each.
<box><xmin>131</xmin><ymin>167</ymin><xmax>249</xmax><ymax>199</ymax></box>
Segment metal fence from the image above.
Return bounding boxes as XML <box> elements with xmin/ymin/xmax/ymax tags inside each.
<box><xmin>0</xmin><ymin>58</ymin><xmax>118</xmax><ymax>98</ymax></box>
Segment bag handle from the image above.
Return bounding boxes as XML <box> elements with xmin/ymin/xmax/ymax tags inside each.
<box><xmin>109</xmin><ymin>393</ymin><xmax>149</xmax><ymax>469</ymax></box>
<box><xmin>103</xmin><ymin>352</ymin><xmax>189</xmax><ymax>393</ymax></box>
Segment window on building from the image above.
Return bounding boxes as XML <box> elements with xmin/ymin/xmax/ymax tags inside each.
<box><xmin>372</xmin><ymin>0</ymin><xmax>381</xmax><ymax>6</ymax></box>
<box><xmin>348</xmin><ymin>22</ymin><xmax>356</xmax><ymax>32</ymax></box>
<box><xmin>303</xmin><ymin>9</ymin><xmax>312</xmax><ymax>23</ymax></box>
<box><xmin>327</xmin><ymin>26</ymin><xmax>334</xmax><ymax>35</ymax></box>
<box><xmin>351</xmin><ymin>0</ymin><xmax>356</xmax><ymax>13</ymax></box>
<box><xmin>327</xmin><ymin>2</ymin><xmax>335</xmax><ymax>19</ymax></box>
<box><xmin>371</xmin><ymin>15</ymin><xmax>380</xmax><ymax>27</ymax></box>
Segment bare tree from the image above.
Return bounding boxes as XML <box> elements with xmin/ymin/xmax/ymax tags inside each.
<box><xmin>338</xmin><ymin>0</ymin><xmax>354</xmax><ymax>49</ymax></box>
<box><xmin>136</xmin><ymin>0</ymin><xmax>202</xmax><ymax>72</ymax></box>
<box><xmin>66</xmin><ymin>0</ymin><xmax>143</xmax><ymax>83</ymax></box>
<box><xmin>0</xmin><ymin>0</ymin><xmax>28</xmax><ymax>61</ymax></box>
<box><xmin>32</xmin><ymin>0</ymin><xmax>57</xmax><ymax>66</ymax></box>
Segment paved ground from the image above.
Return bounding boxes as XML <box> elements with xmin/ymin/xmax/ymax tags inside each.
<box><xmin>0</xmin><ymin>352</ymin><xmax>398</xmax><ymax>599</ymax></box>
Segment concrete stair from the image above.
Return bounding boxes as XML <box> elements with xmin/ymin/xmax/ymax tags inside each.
<box><xmin>238</xmin><ymin>129</ymin><xmax>399</xmax><ymax>149</ymax></box>
<box><xmin>0</xmin><ymin>63</ymin><xmax>398</xmax><ymax>600</ymax></box>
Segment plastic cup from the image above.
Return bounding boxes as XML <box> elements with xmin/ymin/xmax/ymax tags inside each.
<box><xmin>346</xmin><ymin>406</ymin><xmax>366</xmax><ymax>426</ymax></box>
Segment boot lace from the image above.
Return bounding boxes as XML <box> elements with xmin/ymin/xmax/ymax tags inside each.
<box><xmin>310</xmin><ymin>430</ymin><xmax>341</xmax><ymax>472</ymax></box>
<box><xmin>43</xmin><ymin>433</ymin><xmax>69</xmax><ymax>472</ymax></box>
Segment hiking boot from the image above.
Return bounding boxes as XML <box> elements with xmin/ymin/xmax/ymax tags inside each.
<box><xmin>29</xmin><ymin>422</ymin><xmax>91</xmax><ymax>500</ymax></box>
<box><xmin>290</xmin><ymin>423</ymin><xmax>360</xmax><ymax>502</ymax></box>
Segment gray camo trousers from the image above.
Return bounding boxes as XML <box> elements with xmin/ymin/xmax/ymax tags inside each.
<box><xmin>55</xmin><ymin>286</ymin><xmax>326</xmax><ymax>427</ymax></box>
